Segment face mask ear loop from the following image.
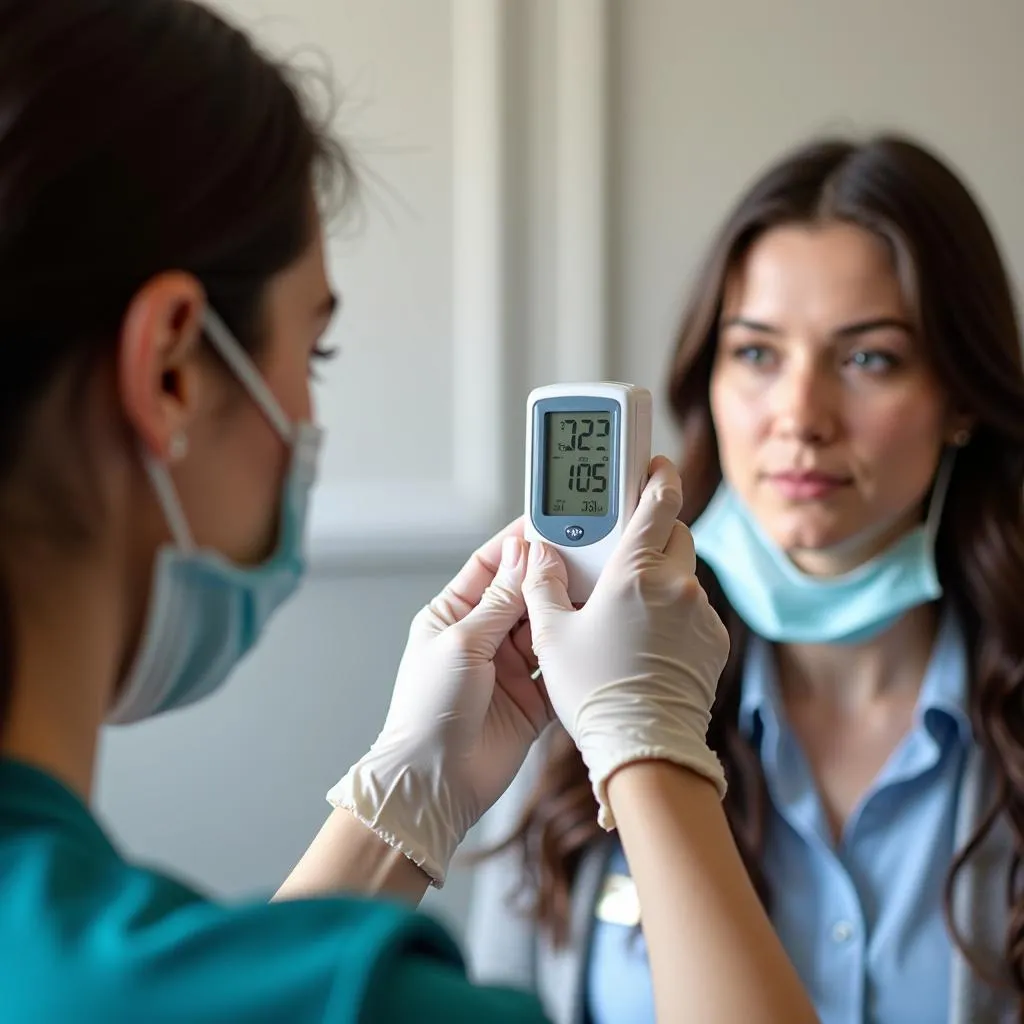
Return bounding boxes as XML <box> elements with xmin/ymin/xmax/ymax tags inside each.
<box><xmin>143</xmin><ymin>306</ymin><xmax>301</xmax><ymax>555</ymax></box>
<box><xmin>142</xmin><ymin>455</ymin><xmax>196</xmax><ymax>553</ymax></box>
<box><xmin>201</xmin><ymin>307</ymin><xmax>295</xmax><ymax>443</ymax></box>
<box><xmin>925</xmin><ymin>447</ymin><xmax>957</xmax><ymax>544</ymax></box>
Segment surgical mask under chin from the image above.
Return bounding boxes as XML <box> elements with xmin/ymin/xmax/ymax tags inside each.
<box><xmin>107</xmin><ymin>309</ymin><xmax>322</xmax><ymax>725</ymax></box>
<box><xmin>690</xmin><ymin>452</ymin><xmax>956</xmax><ymax>645</ymax></box>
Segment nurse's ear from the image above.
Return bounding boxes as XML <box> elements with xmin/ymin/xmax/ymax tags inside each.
<box><xmin>118</xmin><ymin>272</ymin><xmax>208</xmax><ymax>462</ymax></box>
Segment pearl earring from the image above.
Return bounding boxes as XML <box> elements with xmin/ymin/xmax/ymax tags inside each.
<box><xmin>952</xmin><ymin>428</ymin><xmax>971</xmax><ymax>448</ymax></box>
<box><xmin>167</xmin><ymin>431</ymin><xmax>189</xmax><ymax>463</ymax></box>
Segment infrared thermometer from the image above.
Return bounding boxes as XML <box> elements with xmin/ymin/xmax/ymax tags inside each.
<box><xmin>525</xmin><ymin>383</ymin><xmax>653</xmax><ymax>604</ymax></box>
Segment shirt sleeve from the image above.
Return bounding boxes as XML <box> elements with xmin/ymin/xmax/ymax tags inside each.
<box><xmin>360</xmin><ymin>948</ymin><xmax>551</xmax><ymax>1023</ymax></box>
<box><xmin>1</xmin><ymin>834</ymin><xmax>551</xmax><ymax>1024</ymax></box>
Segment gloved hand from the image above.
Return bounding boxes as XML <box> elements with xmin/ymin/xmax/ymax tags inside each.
<box><xmin>523</xmin><ymin>457</ymin><xmax>730</xmax><ymax>830</ymax></box>
<box><xmin>327</xmin><ymin>521</ymin><xmax>553</xmax><ymax>887</ymax></box>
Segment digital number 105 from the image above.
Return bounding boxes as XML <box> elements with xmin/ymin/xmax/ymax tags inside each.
<box><xmin>569</xmin><ymin>463</ymin><xmax>607</xmax><ymax>493</ymax></box>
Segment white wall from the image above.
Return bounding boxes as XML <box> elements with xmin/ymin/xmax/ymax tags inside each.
<box><xmin>95</xmin><ymin>0</ymin><xmax>1024</xmax><ymax>939</ymax></box>
<box><xmin>609</xmin><ymin>0</ymin><xmax>1024</xmax><ymax>449</ymax></box>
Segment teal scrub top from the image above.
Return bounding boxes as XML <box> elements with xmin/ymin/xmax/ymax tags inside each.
<box><xmin>0</xmin><ymin>758</ymin><xmax>549</xmax><ymax>1023</ymax></box>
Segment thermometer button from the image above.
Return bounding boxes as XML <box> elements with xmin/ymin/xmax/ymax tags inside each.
<box><xmin>565</xmin><ymin>525</ymin><xmax>585</xmax><ymax>542</ymax></box>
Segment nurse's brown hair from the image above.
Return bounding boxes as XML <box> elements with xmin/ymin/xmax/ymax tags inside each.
<box><xmin>490</xmin><ymin>135</ymin><xmax>1024</xmax><ymax>1009</ymax></box>
<box><xmin>0</xmin><ymin>0</ymin><xmax>352</xmax><ymax>735</ymax></box>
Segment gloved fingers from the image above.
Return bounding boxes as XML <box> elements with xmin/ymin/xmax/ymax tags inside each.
<box><xmin>522</xmin><ymin>541</ymin><xmax>573</xmax><ymax>628</ymax></box>
<box><xmin>510</xmin><ymin>617</ymin><xmax>537</xmax><ymax>672</ymax></box>
<box><xmin>663</xmin><ymin>519</ymin><xmax>698</xmax><ymax>577</ymax></box>
<box><xmin>425</xmin><ymin>517</ymin><xmax>525</xmax><ymax>631</ymax></box>
<box><xmin>494</xmin><ymin>631</ymin><xmax>555</xmax><ymax>733</ymax></box>
<box><xmin>613</xmin><ymin>457</ymin><xmax>684</xmax><ymax>560</ymax></box>
<box><xmin>449</xmin><ymin>536</ymin><xmax>528</xmax><ymax>660</ymax></box>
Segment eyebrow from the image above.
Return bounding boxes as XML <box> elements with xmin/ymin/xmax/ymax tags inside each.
<box><xmin>720</xmin><ymin>315</ymin><xmax>913</xmax><ymax>338</ymax></box>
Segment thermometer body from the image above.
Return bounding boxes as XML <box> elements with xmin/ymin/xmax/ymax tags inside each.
<box><xmin>524</xmin><ymin>383</ymin><xmax>652</xmax><ymax>603</ymax></box>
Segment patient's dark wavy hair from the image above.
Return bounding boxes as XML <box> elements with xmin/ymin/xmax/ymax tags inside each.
<box><xmin>487</xmin><ymin>134</ymin><xmax>1024</xmax><ymax>1005</ymax></box>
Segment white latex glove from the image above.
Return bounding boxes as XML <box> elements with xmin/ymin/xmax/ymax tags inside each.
<box><xmin>327</xmin><ymin>522</ymin><xmax>553</xmax><ymax>887</ymax></box>
<box><xmin>523</xmin><ymin>457</ymin><xmax>730</xmax><ymax>830</ymax></box>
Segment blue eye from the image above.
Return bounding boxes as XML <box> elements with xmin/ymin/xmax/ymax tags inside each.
<box><xmin>847</xmin><ymin>350</ymin><xmax>899</xmax><ymax>372</ymax></box>
<box><xmin>731</xmin><ymin>344</ymin><xmax>774</xmax><ymax>366</ymax></box>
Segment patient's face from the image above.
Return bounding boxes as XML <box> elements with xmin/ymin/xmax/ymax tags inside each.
<box><xmin>710</xmin><ymin>221</ymin><xmax>955</xmax><ymax>576</ymax></box>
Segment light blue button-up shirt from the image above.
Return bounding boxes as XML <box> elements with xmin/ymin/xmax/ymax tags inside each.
<box><xmin>586</xmin><ymin>608</ymin><xmax>971</xmax><ymax>1024</ymax></box>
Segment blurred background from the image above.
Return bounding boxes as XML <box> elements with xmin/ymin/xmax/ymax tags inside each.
<box><xmin>95</xmin><ymin>0</ymin><xmax>1024</xmax><ymax>937</ymax></box>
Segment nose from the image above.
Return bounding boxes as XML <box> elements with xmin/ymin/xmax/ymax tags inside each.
<box><xmin>770</xmin><ymin>359</ymin><xmax>839</xmax><ymax>446</ymax></box>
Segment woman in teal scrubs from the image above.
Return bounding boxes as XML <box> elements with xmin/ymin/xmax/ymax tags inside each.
<box><xmin>0</xmin><ymin>2</ymin><xmax>818</xmax><ymax>1021</ymax></box>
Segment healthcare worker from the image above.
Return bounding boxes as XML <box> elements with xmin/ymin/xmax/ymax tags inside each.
<box><xmin>0</xmin><ymin>2</ymin><xmax>818</xmax><ymax>1021</ymax></box>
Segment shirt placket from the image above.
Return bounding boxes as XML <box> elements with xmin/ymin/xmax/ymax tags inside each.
<box><xmin>766</xmin><ymin>724</ymin><xmax>867</xmax><ymax>1024</ymax></box>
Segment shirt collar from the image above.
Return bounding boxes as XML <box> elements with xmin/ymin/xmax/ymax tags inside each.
<box><xmin>0</xmin><ymin>757</ymin><xmax>113</xmax><ymax>851</ymax></box>
<box><xmin>738</xmin><ymin>633</ymin><xmax>779</xmax><ymax>739</ymax></box>
<box><xmin>916</xmin><ymin>605</ymin><xmax>971</xmax><ymax>746</ymax></box>
<box><xmin>739</xmin><ymin>604</ymin><xmax>971</xmax><ymax>747</ymax></box>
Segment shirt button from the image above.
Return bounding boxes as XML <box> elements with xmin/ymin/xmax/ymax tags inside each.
<box><xmin>831</xmin><ymin>920</ymin><xmax>855</xmax><ymax>943</ymax></box>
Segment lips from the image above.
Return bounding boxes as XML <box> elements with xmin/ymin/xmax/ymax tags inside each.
<box><xmin>768</xmin><ymin>471</ymin><xmax>852</xmax><ymax>500</ymax></box>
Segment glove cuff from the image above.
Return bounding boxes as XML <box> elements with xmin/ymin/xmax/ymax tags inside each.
<box><xmin>585</xmin><ymin>744</ymin><xmax>726</xmax><ymax>830</ymax></box>
<box><xmin>327</xmin><ymin>753</ymin><xmax>462</xmax><ymax>888</ymax></box>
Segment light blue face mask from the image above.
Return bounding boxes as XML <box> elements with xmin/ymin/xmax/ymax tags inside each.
<box><xmin>690</xmin><ymin>452</ymin><xmax>956</xmax><ymax>645</ymax></box>
<box><xmin>107</xmin><ymin>308</ymin><xmax>322</xmax><ymax>724</ymax></box>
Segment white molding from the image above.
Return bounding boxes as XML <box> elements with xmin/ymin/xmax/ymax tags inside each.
<box><xmin>309</xmin><ymin>0</ymin><xmax>508</xmax><ymax>571</ymax></box>
<box><xmin>451</xmin><ymin>0</ymin><xmax>507</xmax><ymax>515</ymax></box>
<box><xmin>307</xmin><ymin>480</ymin><xmax>498</xmax><ymax>572</ymax></box>
<box><xmin>554</xmin><ymin>0</ymin><xmax>610</xmax><ymax>382</ymax></box>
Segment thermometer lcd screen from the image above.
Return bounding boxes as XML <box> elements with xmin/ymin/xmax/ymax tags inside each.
<box><xmin>542</xmin><ymin>412</ymin><xmax>612</xmax><ymax>516</ymax></box>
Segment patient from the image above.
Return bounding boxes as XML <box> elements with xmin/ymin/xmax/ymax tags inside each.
<box><xmin>467</xmin><ymin>133</ymin><xmax>1024</xmax><ymax>1024</ymax></box>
